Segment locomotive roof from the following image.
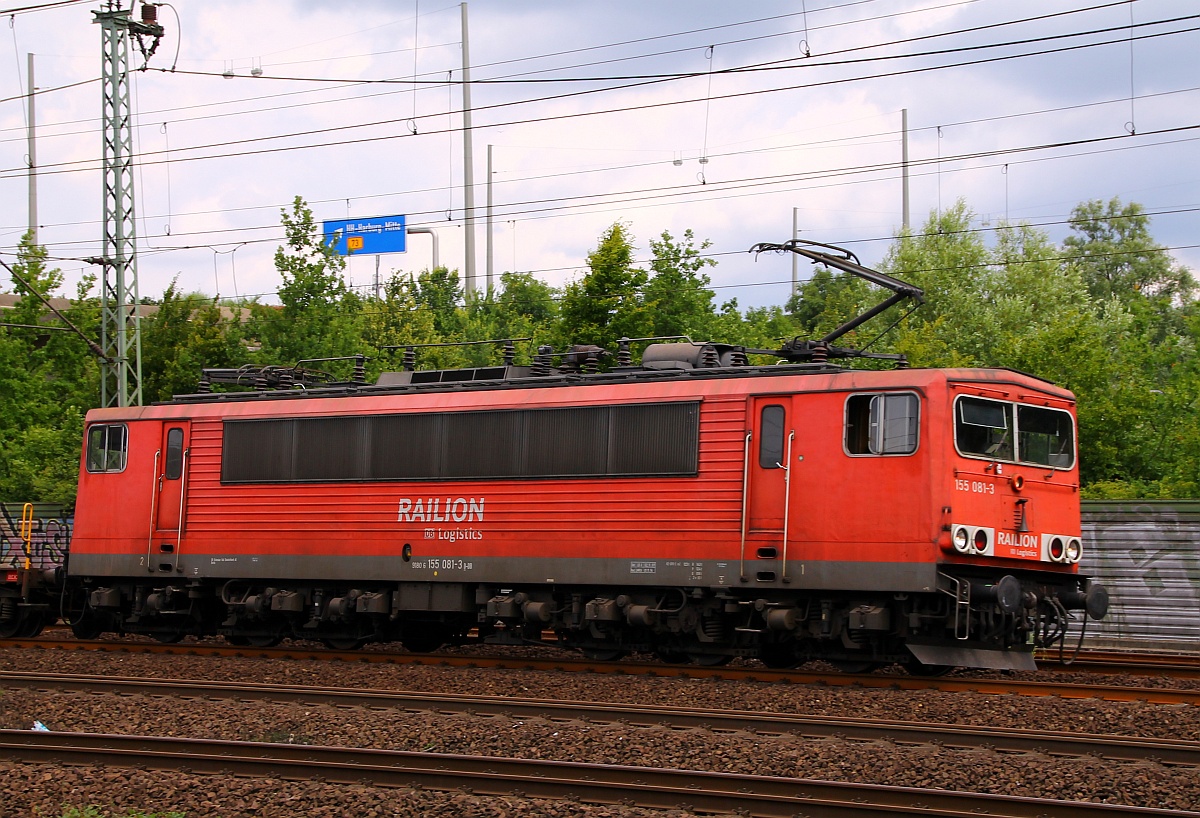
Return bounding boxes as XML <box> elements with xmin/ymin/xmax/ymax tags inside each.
<box><xmin>126</xmin><ymin>359</ymin><xmax>1072</xmax><ymax>413</ymax></box>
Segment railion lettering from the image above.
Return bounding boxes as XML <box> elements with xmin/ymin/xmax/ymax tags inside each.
<box><xmin>397</xmin><ymin>497</ymin><xmax>484</xmax><ymax>523</ymax></box>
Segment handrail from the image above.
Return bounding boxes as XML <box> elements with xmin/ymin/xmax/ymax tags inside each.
<box><xmin>146</xmin><ymin>450</ymin><xmax>160</xmax><ymax>573</ymax></box>
<box><xmin>173</xmin><ymin>448</ymin><xmax>189</xmax><ymax>574</ymax></box>
<box><xmin>19</xmin><ymin>503</ymin><xmax>33</xmax><ymax>569</ymax></box>
<box><xmin>738</xmin><ymin>432</ymin><xmax>752</xmax><ymax>582</ymax></box>
<box><xmin>780</xmin><ymin>431</ymin><xmax>795</xmax><ymax>582</ymax></box>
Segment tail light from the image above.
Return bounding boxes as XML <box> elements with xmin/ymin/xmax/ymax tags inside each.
<box><xmin>1048</xmin><ymin>537</ymin><xmax>1065</xmax><ymax>561</ymax></box>
<box><xmin>973</xmin><ymin>528</ymin><xmax>989</xmax><ymax>552</ymax></box>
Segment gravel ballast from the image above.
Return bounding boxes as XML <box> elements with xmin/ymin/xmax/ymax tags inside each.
<box><xmin>2</xmin><ymin>644</ymin><xmax>1199</xmax><ymax>816</ymax></box>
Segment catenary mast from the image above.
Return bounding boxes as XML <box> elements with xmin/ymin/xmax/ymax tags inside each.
<box><xmin>90</xmin><ymin>3</ymin><xmax>162</xmax><ymax>407</ymax></box>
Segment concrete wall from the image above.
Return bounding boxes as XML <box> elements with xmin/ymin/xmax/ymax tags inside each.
<box><xmin>0</xmin><ymin>503</ymin><xmax>71</xmax><ymax>570</ymax></box>
<box><xmin>1081</xmin><ymin>500</ymin><xmax>1200</xmax><ymax>652</ymax></box>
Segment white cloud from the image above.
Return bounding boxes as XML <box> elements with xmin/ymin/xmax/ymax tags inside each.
<box><xmin>1</xmin><ymin>0</ymin><xmax>1195</xmax><ymax>310</ymax></box>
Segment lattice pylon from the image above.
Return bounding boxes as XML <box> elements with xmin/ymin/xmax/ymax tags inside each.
<box><xmin>94</xmin><ymin>7</ymin><xmax>143</xmax><ymax>408</ymax></box>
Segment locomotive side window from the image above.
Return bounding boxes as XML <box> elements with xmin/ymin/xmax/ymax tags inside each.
<box><xmin>85</xmin><ymin>424</ymin><xmax>128</xmax><ymax>473</ymax></box>
<box><xmin>758</xmin><ymin>404</ymin><xmax>785</xmax><ymax>468</ymax></box>
<box><xmin>845</xmin><ymin>392</ymin><xmax>919</xmax><ymax>455</ymax></box>
<box><xmin>955</xmin><ymin>396</ymin><xmax>1075</xmax><ymax>469</ymax></box>
<box><xmin>1017</xmin><ymin>404</ymin><xmax>1075</xmax><ymax>469</ymax></box>
<box><xmin>222</xmin><ymin>401</ymin><xmax>699</xmax><ymax>483</ymax></box>
<box><xmin>164</xmin><ymin>427</ymin><xmax>184</xmax><ymax>479</ymax></box>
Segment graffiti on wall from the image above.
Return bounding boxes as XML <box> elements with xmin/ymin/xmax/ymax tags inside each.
<box><xmin>1081</xmin><ymin>502</ymin><xmax>1200</xmax><ymax>650</ymax></box>
<box><xmin>0</xmin><ymin>503</ymin><xmax>71</xmax><ymax>570</ymax></box>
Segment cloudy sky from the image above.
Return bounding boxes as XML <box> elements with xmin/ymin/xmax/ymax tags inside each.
<box><xmin>0</xmin><ymin>0</ymin><xmax>1196</xmax><ymax>311</ymax></box>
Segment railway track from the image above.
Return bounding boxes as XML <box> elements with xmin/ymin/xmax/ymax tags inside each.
<box><xmin>4</xmin><ymin>637</ymin><xmax>1199</xmax><ymax>704</ymax></box>
<box><xmin>4</xmin><ymin>670</ymin><xmax>1199</xmax><ymax>766</ymax></box>
<box><xmin>2</xmin><ymin>729</ymin><xmax>1194</xmax><ymax>818</ymax></box>
<box><xmin>1038</xmin><ymin>648</ymin><xmax>1200</xmax><ymax>677</ymax></box>
<box><xmin>21</xmin><ymin>630</ymin><xmax>1200</xmax><ymax>678</ymax></box>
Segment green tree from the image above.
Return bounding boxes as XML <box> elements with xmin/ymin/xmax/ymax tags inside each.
<box><xmin>361</xmin><ymin>271</ymin><xmax>444</xmax><ymax>373</ymax></box>
<box><xmin>871</xmin><ymin>201</ymin><xmax>1197</xmax><ymax>495</ymax></box>
<box><xmin>141</xmin><ymin>281</ymin><xmax>248</xmax><ymax>401</ymax></box>
<box><xmin>786</xmin><ymin>266</ymin><xmax>872</xmax><ymax>341</ymax></box>
<box><xmin>1064</xmin><ymin>198</ymin><xmax>1195</xmax><ymax>310</ymax></box>
<box><xmin>1060</xmin><ymin>198</ymin><xmax>1197</xmax><ymax>495</ymax></box>
<box><xmin>0</xmin><ymin>233</ymin><xmax>96</xmax><ymax>504</ymax></box>
<box><xmin>556</xmin><ymin>223</ymin><xmax>648</xmax><ymax>356</ymax></box>
<box><xmin>249</xmin><ymin>196</ymin><xmax>363</xmax><ymax>369</ymax></box>
<box><xmin>460</xmin><ymin>271</ymin><xmax>559</xmax><ymax>365</ymax></box>
<box><xmin>642</xmin><ymin>229</ymin><xmax>718</xmax><ymax>340</ymax></box>
<box><xmin>883</xmin><ymin>202</ymin><xmax>992</xmax><ymax>366</ymax></box>
<box><xmin>414</xmin><ymin>266</ymin><xmax>464</xmax><ymax>339</ymax></box>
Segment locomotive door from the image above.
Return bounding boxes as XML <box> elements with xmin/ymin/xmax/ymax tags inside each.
<box><xmin>746</xmin><ymin>396</ymin><xmax>795</xmax><ymax>538</ymax></box>
<box><xmin>149</xmin><ymin>422</ymin><xmax>190</xmax><ymax>570</ymax></box>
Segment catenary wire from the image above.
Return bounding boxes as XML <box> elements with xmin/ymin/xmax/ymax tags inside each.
<box><xmin>18</xmin><ymin>121</ymin><xmax>1200</xmax><ymax>256</ymax></box>
<box><xmin>4</xmin><ymin>10</ymin><xmax>1193</xmax><ymax>177</ymax></box>
<box><xmin>6</xmin><ymin>79</ymin><xmax>1197</xmax><ymax>238</ymax></box>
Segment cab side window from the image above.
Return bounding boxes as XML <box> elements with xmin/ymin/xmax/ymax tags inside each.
<box><xmin>86</xmin><ymin>424</ymin><xmax>128</xmax><ymax>473</ymax></box>
<box><xmin>845</xmin><ymin>393</ymin><xmax>919</xmax><ymax>455</ymax></box>
<box><xmin>164</xmin><ymin>427</ymin><xmax>184</xmax><ymax>479</ymax></box>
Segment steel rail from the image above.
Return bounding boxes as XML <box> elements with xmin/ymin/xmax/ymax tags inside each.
<box><xmin>0</xmin><ymin>730</ymin><xmax>1193</xmax><ymax>818</ymax></box>
<box><xmin>5</xmin><ymin>639</ymin><xmax>1200</xmax><ymax>703</ymax></box>
<box><xmin>25</xmin><ymin>632</ymin><xmax>1200</xmax><ymax>678</ymax></box>
<box><xmin>4</xmin><ymin>671</ymin><xmax>1199</xmax><ymax>767</ymax></box>
<box><xmin>1038</xmin><ymin>649</ymin><xmax>1200</xmax><ymax>677</ymax></box>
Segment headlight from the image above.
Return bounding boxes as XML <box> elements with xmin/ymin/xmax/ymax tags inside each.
<box><xmin>1066</xmin><ymin>538</ymin><xmax>1082</xmax><ymax>563</ymax></box>
<box><xmin>953</xmin><ymin>526</ymin><xmax>970</xmax><ymax>553</ymax></box>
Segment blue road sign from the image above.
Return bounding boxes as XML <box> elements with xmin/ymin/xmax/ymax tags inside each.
<box><xmin>322</xmin><ymin>215</ymin><xmax>407</xmax><ymax>256</ymax></box>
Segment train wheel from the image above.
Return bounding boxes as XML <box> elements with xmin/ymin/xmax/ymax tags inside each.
<box><xmin>16</xmin><ymin>612</ymin><xmax>48</xmax><ymax>638</ymax></box>
<box><xmin>152</xmin><ymin>631</ymin><xmax>186</xmax><ymax>644</ymax></box>
<box><xmin>224</xmin><ymin>635</ymin><xmax>250</xmax><ymax>646</ymax></box>
<box><xmin>582</xmin><ymin>648</ymin><xmax>627</xmax><ymax>661</ymax></box>
<box><xmin>70</xmin><ymin>620</ymin><xmax>104</xmax><ymax>640</ymax></box>
<box><xmin>0</xmin><ymin>602</ymin><xmax>23</xmax><ymax>638</ymax></box>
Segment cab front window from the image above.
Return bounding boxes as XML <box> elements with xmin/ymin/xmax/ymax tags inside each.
<box><xmin>1017</xmin><ymin>404</ymin><xmax>1075</xmax><ymax>469</ymax></box>
<box><xmin>954</xmin><ymin>396</ymin><xmax>1075</xmax><ymax>469</ymax></box>
<box><xmin>956</xmin><ymin>397</ymin><xmax>1014</xmax><ymax>460</ymax></box>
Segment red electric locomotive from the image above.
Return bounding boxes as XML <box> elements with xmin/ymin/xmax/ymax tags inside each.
<box><xmin>14</xmin><ymin>241</ymin><xmax>1110</xmax><ymax>672</ymax></box>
